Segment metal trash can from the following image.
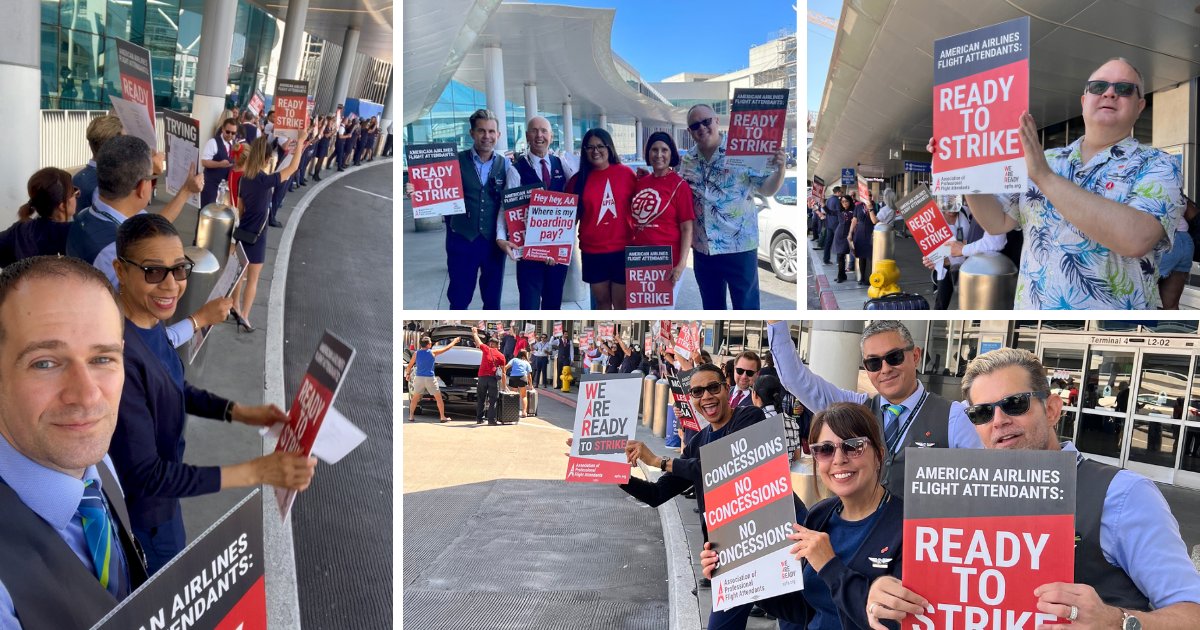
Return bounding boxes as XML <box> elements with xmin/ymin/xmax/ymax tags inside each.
<box><xmin>652</xmin><ymin>380</ymin><xmax>670</xmax><ymax>438</ymax></box>
<box><xmin>958</xmin><ymin>252</ymin><xmax>1018</xmax><ymax>310</ymax></box>
<box><xmin>169</xmin><ymin>246</ymin><xmax>221</xmax><ymax>329</ymax></box>
<box><xmin>196</xmin><ymin>203</ymin><xmax>237</xmax><ymax>263</ymax></box>
<box><xmin>641</xmin><ymin>375</ymin><xmax>658</xmax><ymax>427</ymax></box>
<box><xmin>871</xmin><ymin>223</ymin><xmax>894</xmax><ymax>272</ymax></box>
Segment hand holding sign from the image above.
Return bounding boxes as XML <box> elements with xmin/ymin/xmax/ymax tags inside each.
<box><xmin>1032</xmin><ymin>583</ymin><xmax>1119</xmax><ymax>630</ymax></box>
<box><xmin>866</xmin><ymin>576</ymin><xmax>929</xmax><ymax>630</ymax></box>
<box><xmin>1018</xmin><ymin>111</ymin><xmax>1052</xmax><ymax>186</ymax></box>
<box><xmin>787</xmin><ymin>524</ymin><xmax>835</xmax><ymax>571</ymax></box>
<box><xmin>231</xmin><ymin>402</ymin><xmax>289</xmax><ymax>427</ymax></box>
<box><xmin>253</xmin><ymin>451</ymin><xmax>317</xmax><ymax>490</ymax></box>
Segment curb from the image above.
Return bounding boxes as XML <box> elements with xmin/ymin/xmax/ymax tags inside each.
<box><xmin>261</xmin><ymin>158</ymin><xmax>393</xmax><ymax>630</ymax></box>
<box><xmin>808</xmin><ymin>244</ymin><xmax>840</xmax><ymax>310</ymax></box>
<box><xmin>537</xmin><ymin>386</ymin><xmax>577</xmax><ymax>408</ymax></box>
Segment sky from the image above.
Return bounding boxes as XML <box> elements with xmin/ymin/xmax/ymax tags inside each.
<box><xmin>527</xmin><ymin>0</ymin><xmax>797</xmax><ymax>82</ymax></box>
<box><xmin>806</xmin><ymin>0</ymin><xmax>840</xmax><ymax>112</ymax></box>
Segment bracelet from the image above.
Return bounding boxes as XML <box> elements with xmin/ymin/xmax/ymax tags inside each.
<box><xmin>188</xmin><ymin>315</ymin><xmax>200</xmax><ymax>332</ymax></box>
<box><xmin>223</xmin><ymin>401</ymin><xmax>235</xmax><ymax>422</ymax></box>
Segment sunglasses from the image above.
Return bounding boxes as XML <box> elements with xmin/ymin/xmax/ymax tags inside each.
<box><xmin>811</xmin><ymin>437</ymin><xmax>871</xmax><ymax>462</ymax></box>
<box><xmin>862</xmin><ymin>347</ymin><xmax>912</xmax><ymax>372</ymax></box>
<box><xmin>118</xmin><ymin>257</ymin><xmax>195</xmax><ymax>284</ymax></box>
<box><xmin>735</xmin><ymin>367</ymin><xmax>756</xmax><ymax>377</ymax></box>
<box><xmin>689</xmin><ymin>381</ymin><xmax>726</xmax><ymax>398</ymax></box>
<box><xmin>965</xmin><ymin>391</ymin><xmax>1049</xmax><ymax>426</ymax></box>
<box><xmin>1084</xmin><ymin>80</ymin><xmax>1140</xmax><ymax>98</ymax></box>
<box><xmin>687</xmin><ymin>118</ymin><xmax>714</xmax><ymax>132</ymax></box>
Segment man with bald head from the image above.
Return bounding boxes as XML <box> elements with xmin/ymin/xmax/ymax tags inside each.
<box><xmin>949</xmin><ymin>57</ymin><xmax>1184</xmax><ymax>309</ymax></box>
<box><xmin>497</xmin><ymin>116</ymin><xmax>577</xmax><ymax>309</ymax></box>
<box><xmin>680</xmin><ymin>104</ymin><xmax>787</xmax><ymax>310</ymax></box>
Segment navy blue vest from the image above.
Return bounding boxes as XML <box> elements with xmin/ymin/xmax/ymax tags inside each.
<box><xmin>203</xmin><ymin>137</ymin><xmax>232</xmax><ymax>191</ymax></box>
<box><xmin>449</xmin><ymin>150</ymin><xmax>507</xmax><ymax>241</ymax></box>
<box><xmin>65</xmin><ymin>207</ymin><xmax>120</xmax><ymax>264</ymax></box>
<box><xmin>514</xmin><ymin>154</ymin><xmax>567</xmax><ymax>192</ymax></box>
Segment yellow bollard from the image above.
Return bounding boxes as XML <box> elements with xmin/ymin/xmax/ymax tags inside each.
<box><xmin>560</xmin><ymin>366</ymin><xmax>574</xmax><ymax>392</ymax></box>
<box><xmin>868</xmin><ymin>259</ymin><xmax>902</xmax><ymax>299</ymax></box>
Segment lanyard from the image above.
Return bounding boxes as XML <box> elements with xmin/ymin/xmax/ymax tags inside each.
<box><xmin>884</xmin><ymin>390</ymin><xmax>929</xmax><ymax>456</ymax></box>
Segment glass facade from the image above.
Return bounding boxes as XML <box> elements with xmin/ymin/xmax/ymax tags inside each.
<box><xmin>405</xmin><ymin>79</ymin><xmax>599</xmax><ymax>155</ymax></box>
<box><xmin>42</xmin><ymin>0</ymin><xmax>280</xmax><ymax>112</ymax></box>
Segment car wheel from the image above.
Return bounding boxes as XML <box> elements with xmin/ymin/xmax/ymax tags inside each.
<box><xmin>770</xmin><ymin>232</ymin><xmax>798</xmax><ymax>283</ymax></box>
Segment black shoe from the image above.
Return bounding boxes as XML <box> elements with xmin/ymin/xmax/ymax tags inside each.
<box><xmin>835</xmin><ymin>277</ymin><xmax>846</xmax><ymax>283</ymax></box>
<box><xmin>476</xmin><ymin>419</ymin><xmax>484</xmax><ymax>424</ymax></box>
<box><xmin>699</xmin><ymin>578</ymin><xmax>711</xmax><ymax>588</ymax></box>
<box><xmin>300</xmin><ymin>180</ymin><xmax>307</xmax><ymax>186</ymax></box>
<box><xmin>682</xmin><ymin>488</ymin><xmax>696</xmax><ymax>499</ymax></box>
<box><xmin>337</xmin><ymin>168</ymin><xmax>345</xmax><ymax>172</ymax></box>
<box><xmin>488</xmin><ymin>421</ymin><xmax>498</xmax><ymax>426</ymax></box>
<box><xmin>692</xmin><ymin>507</ymin><xmax>701</xmax><ymax>513</ymax></box>
<box><xmin>749</xmin><ymin>605</ymin><xmax>767</xmax><ymax>617</ymax></box>
<box><xmin>313</xmin><ymin>173</ymin><xmax>321</xmax><ymax>182</ymax></box>
<box><xmin>269</xmin><ymin>219</ymin><xmax>284</xmax><ymax>228</ymax></box>
<box><xmin>858</xmin><ymin>281</ymin><xmax>869</xmax><ymax>287</ymax></box>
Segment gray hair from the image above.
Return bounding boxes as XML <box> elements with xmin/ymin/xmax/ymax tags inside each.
<box><xmin>882</xmin><ymin>187</ymin><xmax>897</xmax><ymax>208</ymax></box>
<box><xmin>96</xmin><ymin>135</ymin><xmax>153</xmax><ymax>200</ymax></box>
<box><xmin>961</xmin><ymin>347</ymin><xmax>1050</xmax><ymax>404</ymax></box>
<box><xmin>469</xmin><ymin>108</ymin><xmax>501</xmax><ymax>131</ymax></box>
<box><xmin>860</xmin><ymin>320</ymin><xmax>916</xmax><ymax>354</ymax></box>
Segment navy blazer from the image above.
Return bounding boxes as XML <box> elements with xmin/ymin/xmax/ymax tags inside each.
<box><xmin>752</xmin><ymin>492</ymin><xmax>904</xmax><ymax>627</ymax></box>
<box><xmin>108</xmin><ymin>320</ymin><xmax>230</xmax><ymax>529</ymax></box>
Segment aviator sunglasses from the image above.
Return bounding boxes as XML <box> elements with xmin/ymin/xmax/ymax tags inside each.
<box><xmin>810</xmin><ymin>437</ymin><xmax>871</xmax><ymax>462</ymax></box>
<box><xmin>965</xmin><ymin>391</ymin><xmax>1049</xmax><ymax>426</ymax></box>
<box><xmin>118</xmin><ymin>257</ymin><xmax>195</xmax><ymax>284</ymax></box>
<box><xmin>862</xmin><ymin>347</ymin><xmax>911</xmax><ymax>372</ymax></box>
<box><xmin>1084</xmin><ymin>80</ymin><xmax>1140</xmax><ymax>98</ymax></box>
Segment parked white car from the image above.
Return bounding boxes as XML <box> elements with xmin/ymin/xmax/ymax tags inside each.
<box><xmin>755</xmin><ymin>171</ymin><xmax>798</xmax><ymax>283</ymax></box>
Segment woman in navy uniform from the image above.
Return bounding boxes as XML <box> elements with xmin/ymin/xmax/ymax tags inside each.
<box><xmin>0</xmin><ymin>167</ymin><xmax>78</xmax><ymax>264</ymax></box>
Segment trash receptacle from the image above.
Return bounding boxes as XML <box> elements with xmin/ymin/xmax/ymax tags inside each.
<box><xmin>652</xmin><ymin>380</ymin><xmax>670</xmax><ymax>438</ymax></box>
<box><xmin>641</xmin><ymin>375</ymin><xmax>657</xmax><ymax>427</ymax></box>
<box><xmin>871</xmin><ymin>223</ymin><xmax>894</xmax><ymax>272</ymax></box>
<box><xmin>169</xmin><ymin>246</ymin><xmax>221</xmax><ymax>330</ymax></box>
<box><xmin>196</xmin><ymin>203</ymin><xmax>237</xmax><ymax>263</ymax></box>
<box><xmin>958</xmin><ymin>252</ymin><xmax>1018</xmax><ymax>310</ymax></box>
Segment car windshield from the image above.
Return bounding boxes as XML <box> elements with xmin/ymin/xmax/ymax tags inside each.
<box><xmin>775</xmin><ymin>177</ymin><xmax>797</xmax><ymax>206</ymax></box>
<box><xmin>433</xmin><ymin>335</ymin><xmax>477</xmax><ymax>349</ymax></box>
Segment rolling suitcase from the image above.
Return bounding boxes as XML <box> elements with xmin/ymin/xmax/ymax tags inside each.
<box><xmin>864</xmin><ymin>292</ymin><xmax>930</xmax><ymax>310</ymax></box>
<box><xmin>526</xmin><ymin>388</ymin><xmax>539</xmax><ymax>416</ymax></box>
<box><xmin>498</xmin><ymin>390</ymin><xmax>521</xmax><ymax>424</ymax></box>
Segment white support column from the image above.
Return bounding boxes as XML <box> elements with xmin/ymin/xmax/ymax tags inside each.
<box><xmin>329</xmin><ymin>27</ymin><xmax>360</xmax><ymax>113</ymax></box>
<box><xmin>808</xmin><ymin>321</ymin><xmax>865</xmax><ymax>391</ymax></box>
<box><xmin>523</xmin><ymin>82</ymin><xmax>538</xmax><ymax>119</ymax></box>
<box><xmin>483</xmin><ymin>44</ymin><xmax>508</xmax><ymax>153</ymax></box>
<box><xmin>0</xmin><ymin>0</ymin><xmax>38</xmax><ymax>214</ymax></box>
<box><xmin>378</xmin><ymin>75</ymin><xmax>393</xmax><ymax>153</ymax></box>
<box><xmin>193</xmin><ymin>0</ymin><xmax>238</xmax><ymax>153</ymax></box>
<box><xmin>634</xmin><ymin>118</ymin><xmax>643</xmax><ymax>154</ymax></box>
<box><xmin>562</xmin><ymin>100</ymin><xmax>574</xmax><ymax>154</ymax></box>
<box><xmin>599</xmin><ymin>113</ymin><xmax>607</xmax><ymax>131</ymax></box>
<box><xmin>276</xmin><ymin>0</ymin><xmax>309</xmax><ymax>80</ymax></box>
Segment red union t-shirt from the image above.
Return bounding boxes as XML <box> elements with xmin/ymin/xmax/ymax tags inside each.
<box><xmin>630</xmin><ymin>171</ymin><xmax>696</xmax><ymax>268</ymax></box>
<box><xmin>567</xmin><ymin>164</ymin><xmax>636</xmax><ymax>254</ymax></box>
<box><xmin>476</xmin><ymin>345</ymin><xmax>508</xmax><ymax>377</ymax></box>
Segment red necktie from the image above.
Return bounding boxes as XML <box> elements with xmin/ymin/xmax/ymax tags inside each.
<box><xmin>541</xmin><ymin>158</ymin><xmax>551</xmax><ymax>185</ymax></box>
<box><xmin>731</xmin><ymin>390</ymin><xmax>744</xmax><ymax>406</ymax></box>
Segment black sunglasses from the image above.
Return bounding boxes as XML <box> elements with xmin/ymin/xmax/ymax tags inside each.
<box><xmin>1084</xmin><ymin>80</ymin><xmax>1140</xmax><ymax>98</ymax></box>
<box><xmin>687</xmin><ymin>118</ymin><xmax>714</xmax><ymax>132</ymax></box>
<box><xmin>735</xmin><ymin>367</ymin><xmax>756</xmax><ymax>377</ymax></box>
<box><xmin>118</xmin><ymin>256</ymin><xmax>195</xmax><ymax>284</ymax></box>
<box><xmin>811</xmin><ymin>437</ymin><xmax>871</xmax><ymax>462</ymax></box>
<box><xmin>862</xmin><ymin>347</ymin><xmax>912</xmax><ymax>372</ymax></box>
<box><xmin>689</xmin><ymin>381</ymin><xmax>726</xmax><ymax>398</ymax></box>
<box><xmin>965</xmin><ymin>391</ymin><xmax>1049</xmax><ymax>426</ymax></box>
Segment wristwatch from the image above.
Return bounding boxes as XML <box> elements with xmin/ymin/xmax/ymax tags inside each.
<box><xmin>659</xmin><ymin>457</ymin><xmax>670</xmax><ymax>471</ymax></box>
<box><xmin>1120</xmin><ymin>609</ymin><xmax>1142</xmax><ymax>630</ymax></box>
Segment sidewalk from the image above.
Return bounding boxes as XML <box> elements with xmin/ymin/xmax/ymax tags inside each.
<box><xmin>807</xmin><ymin>232</ymin><xmax>942</xmax><ymax>310</ymax></box>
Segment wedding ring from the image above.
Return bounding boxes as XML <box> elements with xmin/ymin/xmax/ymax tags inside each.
<box><xmin>868</xmin><ymin>602</ymin><xmax>877</xmax><ymax>616</ymax></box>
<box><xmin>1068</xmin><ymin>605</ymin><xmax>1078</xmax><ymax>621</ymax></box>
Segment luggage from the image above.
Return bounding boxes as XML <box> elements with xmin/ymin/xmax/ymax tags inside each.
<box><xmin>526</xmin><ymin>388</ymin><xmax>539</xmax><ymax>416</ymax></box>
<box><xmin>864</xmin><ymin>292</ymin><xmax>930</xmax><ymax>310</ymax></box>
<box><xmin>498</xmin><ymin>391</ymin><xmax>521</xmax><ymax>424</ymax></box>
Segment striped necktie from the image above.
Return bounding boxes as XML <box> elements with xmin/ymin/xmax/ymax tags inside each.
<box><xmin>883</xmin><ymin>404</ymin><xmax>906</xmax><ymax>446</ymax></box>
<box><xmin>78</xmin><ymin>480</ymin><xmax>125</xmax><ymax>598</ymax></box>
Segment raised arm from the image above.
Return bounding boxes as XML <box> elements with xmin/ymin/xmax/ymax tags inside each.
<box><xmin>766</xmin><ymin>321</ymin><xmax>868</xmax><ymax>410</ymax></box>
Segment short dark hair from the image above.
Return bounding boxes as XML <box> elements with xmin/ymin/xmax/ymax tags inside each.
<box><xmin>807</xmin><ymin>402</ymin><xmax>887</xmax><ymax>493</ymax></box>
<box><xmin>736</xmin><ymin>350</ymin><xmax>762</xmax><ymax>370</ymax></box>
<box><xmin>96</xmin><ymin>135</ymin><xmax>153</xmax><ymax>200</ymax></box>
<box><xmin>469</xmin><ymin>109</ymin><xmax>500</xmax><ymax>131</ymax></box>
<box><xmin>753</xmin><ymin>374</ymin><xmax>783</xmax><ymax>410</ymax></box>
<box><xmin>0</xmin><ymin>256</ymin><xmax>116</xmax><ymax>346</ymax></box>
<box><xmin>643</xmin><ymin>131</ymin><xmax>680</xmax><ymax>168</ymax></box>
<box><xmin>116</xmin><ymin>213</ymin><xmax>180</xmax><ymax>259</ymax></box>
<box><xmin>691</xmin><ymin>363</ymin><xmax>725</xmax><ymax>384</ymax></box>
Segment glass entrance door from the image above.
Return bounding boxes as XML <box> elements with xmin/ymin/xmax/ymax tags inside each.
<box><xmin>1039</xmin><ymin>345</ymin><xmax>1087</xmax><ymax>444</ymax></box>
<box><xmin>1075</xmin><ymin>347</ymin><xmax>1136</xmax><ymax>467</ymax></box>
<box><xmin>1125</xmin><ymin>351</ymin><xmax>1193</xmax><ymax>483</ymax></box>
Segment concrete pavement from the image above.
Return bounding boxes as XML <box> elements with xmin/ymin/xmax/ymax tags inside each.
<box><xmin>807</xmin><ymin>230</ymin><xmax>941</xmax><ymax>310</ymax></box>
<box><xmin>401</xmin><ymin>198</ymin><xmax>797</xmax><ymax>310</ymax></box>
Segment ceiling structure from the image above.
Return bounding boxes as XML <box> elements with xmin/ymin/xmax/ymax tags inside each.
<box><xmin>256</xmin><ymin>0</ymin><xmax>395</xmax><ymax>62</ymax></box>
<box><xmin>810</xmin><ymin>0</ymin><xmax>1200</xmax><ymax>182</ymax></box>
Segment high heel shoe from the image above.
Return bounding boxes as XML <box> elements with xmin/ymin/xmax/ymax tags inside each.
<box><xmin>232</xmin><ymin>309</ymin><xmax>255</xmax><ymax>333</ymax></box>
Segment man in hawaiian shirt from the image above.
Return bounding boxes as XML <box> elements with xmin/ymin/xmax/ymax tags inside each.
<box><xmin>960</xmin><ymin>57</ymin><xmax>1184</xmax><ymax>309</ymax></box>
<box><xmin>679</xmin><ymin>104</ymin><xmax>787</xmax><ymax>310</ymax></box>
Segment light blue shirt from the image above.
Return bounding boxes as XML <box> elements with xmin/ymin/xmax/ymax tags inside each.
<box><xmin>0</xmin><ymin>435</ymin><xmax>129</xmax><ymax>628</ymax></box>
<box><xmin>90</xmin><ymin>198</ymin><xmax>194</xmax><ymax>349</ymax></box>
<box><xmin>470</xmin><ymin>148</ymin><xmax>497</xmax><ymax>186</ymax></box>
<box><xmin>507</xmin><ymin>358</ymin><xmax>532</xmax><ymax>378</ymax></box>
<box><xmin>766</xmin><ymin>321</ymin><xmax>981</xmax><ymax>450</ymax></box>
<box><xmin>1061</xmin><ymin>441</ymin><xmax>1200</xmax><ymax>608</ymax></box>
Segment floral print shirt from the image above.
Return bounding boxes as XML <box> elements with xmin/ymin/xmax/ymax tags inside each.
<box><xmin>679</xmin><ymin>141</ymin><xmax>768</xmax><ymax>255</ymax></box>
<box><xmin>999</xmin><ymin>136</ymin><xmax>1183</xmax><ymax>309</ymax></box>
